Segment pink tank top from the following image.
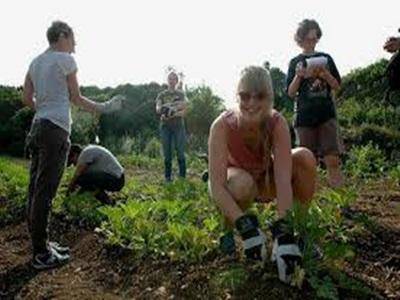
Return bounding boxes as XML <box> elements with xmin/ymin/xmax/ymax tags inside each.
<box><xmin>223</xmin><ymin>109</ymin><xmax>280</xmax><ymax>181</ymax></box>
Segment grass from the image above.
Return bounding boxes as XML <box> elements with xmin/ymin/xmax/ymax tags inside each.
<box><xmin>0</xmin><ymin>156</ymin><xmax>29</xmax><ymax>225</ymax></box>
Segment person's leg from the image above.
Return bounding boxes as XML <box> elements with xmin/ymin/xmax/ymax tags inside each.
<box><xmin>318</xmin><ymin>119</ymin><xmax>344</xmax><ymax>188</ymax></box>
<box><xmin>75</xmin><ymin>172</ymin><xmax>115</xmax><ymax>204</ymax></box>
<box><xmin>324</xmin><ymin>155</ymin><xmax>343</xmax><ymax>188</ymax></box>
<box><xmin>221</xmin><ymin>168</ymin><xmax>264</xmax><ymax>258</ymax></box>
<box><xmin>76</xmin><ymin>171</ymin><xmax>124</xmax><ymax>191</ymax></box>
<box><xmin>26</xmin><ymin>125</ymin><xmax>39</xmax><ymax>235</ymax></box>
<box><xmin>29</xmin><ymin>121</ymin><xmax>70</xmax><ymax>256</ymax></box>
<box><xmin>103</xmin><ymin>173</ymin><xmax>125</xmax><ymax>192</ymax></box>
<box><xmin>261</xmin><ymin>148</ymin><xmax>317</xmax><ymax>208</ymax></box>
<box><xmin>224</xmin><ymin>167</ymin><xmax>258</xmax><ymax>227</ymax></box>
<box><xmin>296</xmin><ymin>126</ymin><xmax>318</xmax><ymax>156</ymax></box>
<box><xmin>75</xmin><ymin>172</ymin><xmax>102</xmax><ymax>191</ymax></box>
<box><xmin>160</xmin><ymin>125</ymin><xmax>173</xmax><ymax>181</ymax></box>
<box><xmin>174</xmin><ymin>123</ymin><xmax>187</xmax><ymax>178</ymax></box>
<box><xmin>291</xmin><ymin>147</ymin><xmax>317</xmax><ymax>203</ymax></box>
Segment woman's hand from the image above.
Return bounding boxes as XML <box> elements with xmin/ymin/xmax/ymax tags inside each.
<box><xmin>317</xmin><ymin>66</ymin><xmax>331</xmax><ymax>80</ymax></box>
<box><xmin>317</xmin><ymin>66</ymin><xmax>340</xmax><ymax>90</ymax></box>
<box><xmin>295</xmin><ymin>63</ymin><xmax>306</xmax><ymax>79</ymax></box>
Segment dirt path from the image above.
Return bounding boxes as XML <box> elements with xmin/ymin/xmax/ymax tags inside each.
<box><xmin>344</xmin><ymin>189</ymin><xmax>400</xmax><ymax>299</ymax></box>
<box><xmin>0</xmin><ymin>220</ymin><xmax>122</xmax><ymax>299</ymax></box>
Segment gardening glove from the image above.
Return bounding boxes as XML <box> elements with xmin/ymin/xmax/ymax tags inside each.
<box><xmin>219</xmin><ymin>231</ymin><xmax>236</xmax><ymax>256</ymax></box>
<box><xmin>235</xmin><ymin>214</ymin><xmax>267</xmax><ymax>262</ymax></box>
<box><xmin>99</xmin><ymin>95</ymin><xmax>125</xmax><ymax>114</ymax></box>
<box><xmin>270</xmin><ymin>219</ymin><xmax>302</xmax><ymax>284</ymax></box>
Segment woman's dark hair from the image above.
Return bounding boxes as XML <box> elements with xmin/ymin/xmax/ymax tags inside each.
<box><xmin>294</xmin><ymin>19</ymin><xmax>322</xmax><ymax>45</ymax></box>
<box><xmin>46</xmin><ymin>21</ymin><xmax>73</xmax><ymax>44</ymax></box>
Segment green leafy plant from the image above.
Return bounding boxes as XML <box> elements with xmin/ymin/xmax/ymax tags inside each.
<box><xmin>345</xmin><ymin>143</ymin><xmax>387</xmax><ymax>179</ymax></box>
<box><xmin>99</xmin><ymin>179</ymin><xmax>221</xmax><ymax>262</ymax></box>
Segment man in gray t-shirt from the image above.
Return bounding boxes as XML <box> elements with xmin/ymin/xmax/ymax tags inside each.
<box><xmin>67</xmin><ymin>144</ymin><xmax>125</xmax><ymax>204</ymax></box>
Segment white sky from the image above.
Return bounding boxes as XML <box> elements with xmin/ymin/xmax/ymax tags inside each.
<box><xmin>1</xmin><ymin>0</ymin><xmax>399</xmax><ymax>107</ymax></box>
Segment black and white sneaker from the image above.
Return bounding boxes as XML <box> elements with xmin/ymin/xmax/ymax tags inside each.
<box><xmin>32</xmin><ymin>247</ymin><xmax>70</xmax><ymax>270</ymax></box>
<box><xmin>49</xmin><ymin>241</ymin><xmax>70</xmax><ymax>256</ymax></box>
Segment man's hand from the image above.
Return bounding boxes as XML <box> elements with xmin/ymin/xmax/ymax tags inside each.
<box><xmin>384</xmin><ymin>37</ymin><xmax>400</xmax><ymax>53</ymax></box>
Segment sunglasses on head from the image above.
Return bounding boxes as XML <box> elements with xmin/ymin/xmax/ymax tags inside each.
<box><xmin>238</xmin><ymin>91</ymin><xmax>268</xmax><ymax>102</ymax></box>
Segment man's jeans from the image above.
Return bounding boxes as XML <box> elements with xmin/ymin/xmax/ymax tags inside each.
<box><xmin>160</xmin><ymin>122</ymin><xmax>186</xmax><ymax>180</ymax></box>
<box><xmin>25</xmin><ymin>119</ymin><xmax>70</xmax><ymax>256</ymax></box>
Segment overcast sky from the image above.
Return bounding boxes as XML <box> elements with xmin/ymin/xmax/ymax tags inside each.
<box><xmin>1</xmin><ymin>0</ymin><xmax>399</xmax><ymax>106</ymax></box>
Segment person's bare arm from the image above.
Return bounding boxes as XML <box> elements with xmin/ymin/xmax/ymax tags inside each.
<box><xmin>22</xmin><ymin>73</ymin><xmax>35</xmax><ymax>110</ymax></box>
<box><xmin>67</xmin><ymin>71</ymin><xmax>105</xmax><ymax>113</ymax></box>
<box><xmin>67</xmin><ymin>163</ymin><xmax>89</xmax><ymax>194</ymax></box>
<box><xmin>209</xmin><ymin>116</ymin><xmax>244</xmax><ymax>224</ymax></box>
<box><xmin>272</xmin><ymin>115</ymin><xmax>293</xmax><ymax>218</ymax></box>
<box><xmin>288</xmin><ymin>65</ymin><xmax>306</xmax><ymax>99</ymax></box>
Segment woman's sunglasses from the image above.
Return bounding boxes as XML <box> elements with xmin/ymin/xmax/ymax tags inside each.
<box><xmin>238</xmin><ymin>91</ymin><xmax>268</xmax><ymax>102</ymax></box>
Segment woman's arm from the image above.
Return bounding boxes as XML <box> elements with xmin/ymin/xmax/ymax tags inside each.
<box><xmin>22</xmin><ymin>73</ymin><xmax>35</xmax><ymax>110</ymax></box>
<box><xmin>208</xmin><ymin>116</ymin><xmax>244</xmax><ymax>224</ymax></box>
<box><xmin>272</xmin><ymin>115</ymin><xmax>293</xmax><ymax>217</ymax></box>
<box><xmin>288</xmin><ymin>75</ymin><xmax>303</xmax><ymax>98</ymax></box>
<box><xmin>287</xmin><ymin>63</ymin><xmax>306</xmax><ymax>99</ymax></box>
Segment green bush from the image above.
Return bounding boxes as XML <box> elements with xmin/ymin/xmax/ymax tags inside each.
<box><xmin>344</xmin><ymin>143</ymin><xmax>387</xmax><ymax>178</ymax></box>
<box><xmin>341</xmin><ymin>124</ymin><xmax>400</xmax><ymax>161</ymax></box>
<box><xmin>143</xmin><ymin>137</ymin><xmax>162</xmax><ymax>158</ymax></box>
<box><xmin>0</xmin><ymin>157</ymin><xmax>29</xmax><ymax>225</ymax></box>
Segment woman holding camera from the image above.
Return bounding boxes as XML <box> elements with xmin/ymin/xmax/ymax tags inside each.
<box><xmin>286</xmin><ymin>19</ymin><xmax>343</xmax><ymax>188</ymax></box>
<box><xmin>156</xmin><ymin>71</ymin><xmax>188</xmax><ymax>182</ymax></box>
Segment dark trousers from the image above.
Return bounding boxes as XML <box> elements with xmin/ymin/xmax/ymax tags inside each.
<box><xmin>160</xmin><ymin>122</ymin><xmax>186</xmax><ymax>180</ymax></box>
<box><xmin>76</xmin><ymin>172</ymin><xmax>125</xmax><ymax>192</ymax></box>
<box><xmin>26</xmin><ymin>119</ymin><xmax>70</xmax><ymax>256</ymax></box>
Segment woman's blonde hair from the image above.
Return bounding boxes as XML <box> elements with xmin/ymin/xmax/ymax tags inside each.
<box><xmin>237</xmin><ymin>66</ymin><xmax>275</xmax><ymax>182</ymax></box>
<box><xmin>237</xmin><ymin>66</ymin><xmax>274</xmax><ymax>114</ymax></box>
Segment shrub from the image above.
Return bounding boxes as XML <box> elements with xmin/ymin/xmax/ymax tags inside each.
<box><xmin>344</xmin><ymin>143</ymin><xmax>387</xmax><ymax>178</ymax></box>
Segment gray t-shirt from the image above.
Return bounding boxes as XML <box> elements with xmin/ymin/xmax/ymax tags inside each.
<box><xmin>77</xmin><ymin>145</ymin><xmax>124</xmax><ymax>178</ymax></box>
<box><xmin>29</xmin><ymin>49</ymin><xmax>77</xmax><ymax>133</ymax></box>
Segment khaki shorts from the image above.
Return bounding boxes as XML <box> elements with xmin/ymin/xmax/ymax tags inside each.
<box><xmin>295</xmin><ymin>118</ymin><xmax>343</xmax><ymax>157</ymax></box>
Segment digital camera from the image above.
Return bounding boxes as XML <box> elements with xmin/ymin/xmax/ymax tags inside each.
<box><xmin>161</xmin><ymin>106</ymin><xmax>175</xmax><ymax>118</ymax></box>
